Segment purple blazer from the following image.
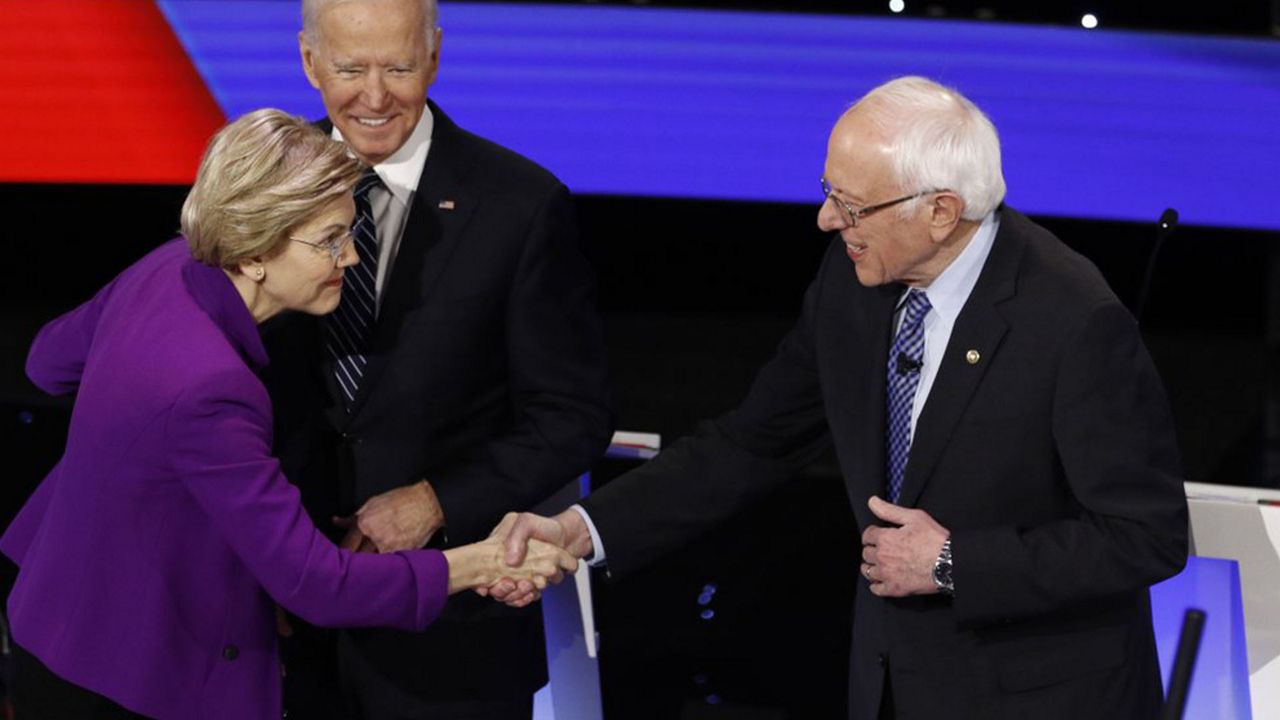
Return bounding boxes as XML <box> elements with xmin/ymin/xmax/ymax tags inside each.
<box><xmin>1</xmin><ymin>239</ymin><xmax>449</xmax><ymax>720</ymax></box>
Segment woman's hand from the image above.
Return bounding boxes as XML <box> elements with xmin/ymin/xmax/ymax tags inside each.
<box><xmin>444</xmin><ymin>537</ymin><xmax>577</xmax><ymax>597</ymax></box>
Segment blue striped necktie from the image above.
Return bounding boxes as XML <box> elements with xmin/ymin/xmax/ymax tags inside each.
<box><xmin>326</xmin><ymin>169</ymin><xmax>382</xmax><ymax>409</ymax></box>
<box><xmin>885</xmin><ymin>289</ymin><xmax>931</xmax><ymax>503</ymax></box>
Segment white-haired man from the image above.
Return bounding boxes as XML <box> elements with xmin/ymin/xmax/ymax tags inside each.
<box><xmin>264</xmin><ymin>0</ymin><xmax>613</xmax><ymax>718</ymax></box>
<box><xmin>494</xmin><ymin>76</ymin><xmax>1188</xmax><ymax>719</ymax></box>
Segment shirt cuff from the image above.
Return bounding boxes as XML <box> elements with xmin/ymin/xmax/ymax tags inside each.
<box><xmin>568</xmin><ymin>504</ymin><xmax>606</xmax><ymax>566</ymax></box>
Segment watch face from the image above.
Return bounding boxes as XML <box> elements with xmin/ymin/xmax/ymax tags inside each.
<box><xmin>933</xmin><ymin>562</ymin><xmax>950</xmax><ymax>585</ymax></box>
<box><xmin>932</xmin><ymin>547</ymin><xmax>953</xmax><ymax>591</ymax></box>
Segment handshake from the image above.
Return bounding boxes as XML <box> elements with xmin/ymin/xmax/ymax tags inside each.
<box><xmin>474</xmin><ymin>509</ymin><xmax>595</xmax><ymax>607</ymax></box>
<box><xmin>334</xmin><ymin>481</ymin><xmax>594</xmax><ymax>605</ymax></box>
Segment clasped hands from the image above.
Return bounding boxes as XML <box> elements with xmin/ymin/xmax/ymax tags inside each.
<box><xmin>335</xmin><ymin>482</ymin><xmax>582</xmax><ymax>600</ymax></box>
<box><xmin>335</xmin><ymin>486</ymin><xmax>949</xmax><ymax>602</ymax></box>
<box><xmin>474</xmin><ymin>497</ymin><xmax>950</xmax><ymax>604</ymax></box>
<box><xmin>479</xmin><ymin>509</ymin><xmax>594</xmax><ymax>607</ymax></box>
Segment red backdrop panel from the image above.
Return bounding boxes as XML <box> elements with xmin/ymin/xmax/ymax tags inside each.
<box><xmin>0</xmin><ymin>0</ymin><xmax>226</xmax><ymax>184</ymax></box>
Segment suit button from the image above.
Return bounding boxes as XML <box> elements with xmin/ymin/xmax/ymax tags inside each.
<box><xmin>223</xmin><ymin>645</ymin><xmax>239</xmax><ymax>661</ymax></box>
<box><xmin>876</xmin><ymin>653</ymin><xmax>887</xmax><ymax>667</ymax></box>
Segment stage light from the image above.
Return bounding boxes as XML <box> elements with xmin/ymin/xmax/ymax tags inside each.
<box><xmin>1081</xmin><ymin>13</ymin><xmax>1099</xmax><ymax>29</ymax></box>
<box><xmin>889</xmin><ymin>0</ymin><xmax>906</xmax><ymax>13</ymax></box>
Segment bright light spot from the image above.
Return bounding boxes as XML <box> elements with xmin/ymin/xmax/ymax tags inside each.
<box><xmin>1081</xmin><ymin>13</ymin><xmax>1099</xmax><ymax>29</ymax></box>
<box><xmin>889</xmin><ymin>0</ymin><xmax>906</xmax><ymax>13</ymax></box>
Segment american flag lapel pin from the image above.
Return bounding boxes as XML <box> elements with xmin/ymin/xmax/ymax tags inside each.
<box><xmin>438</xmin><ymin>199</ymin><xmax>456</xmax><ymax>210</ymax></box>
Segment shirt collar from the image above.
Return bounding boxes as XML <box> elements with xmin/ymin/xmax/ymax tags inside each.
<box><xmin>916</xmin><ymin>211</ymin><xmax>1000</xmax><ymax>323</ymax></box>
<box><xmin>332</xmin><ymin>103</ymin><xmax>434</xmax><ymax>206</ymax></box>
<box><xmin>181</xmin><ymin>255</ymin><xmax>269</xmax><ymax>372</ymax></box>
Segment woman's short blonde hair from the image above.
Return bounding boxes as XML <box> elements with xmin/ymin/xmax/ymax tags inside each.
<box><xmin>182</xmin><ymin>108</ymin><xmax>365</xmax><ymax>267</ymax></box>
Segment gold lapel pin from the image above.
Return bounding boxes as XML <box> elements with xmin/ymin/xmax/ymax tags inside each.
<box><xmin>438</xmin><ymin>199</ymin><xmax>456</xmax><ymax>210</ymax></box>
<box><xmin>965</xmin><ymin>349</ymin><xmax>981</xmax><ymax>365</ymax></box>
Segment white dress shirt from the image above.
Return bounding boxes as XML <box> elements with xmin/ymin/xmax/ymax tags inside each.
<box><xmin>898</xmin><ymin>211</ymin><xmax>999</xmax><ymax>436</ymax></box>
<box><xmin>331</xmin><ymin>105</ymin><xmax>435</xmax><ymax>311</ymax></box>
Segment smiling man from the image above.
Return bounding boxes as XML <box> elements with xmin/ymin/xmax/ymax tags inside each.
<box><xmin>263</xmin><ymin>1</ymin><xmax>613</xmax><ymax>718</ymax></box>
<box><xmin>300</xmin><ymin>0</ymin><xmax>437</xmax><ymax>165</ymax></box>
<box><xmin>494</xmin><ymin>76</ymin><xmax>1189</xmax><ymax>719</ymax></box>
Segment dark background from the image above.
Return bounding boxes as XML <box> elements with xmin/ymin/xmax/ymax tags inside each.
<box><xmin>3</xmin><ymin>2</ymin><xmax>1279</xmax><ymax>718</ymax></box>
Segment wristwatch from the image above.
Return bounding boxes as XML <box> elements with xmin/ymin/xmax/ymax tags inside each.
<box><xmin>932</xmin><ymin>538</ymin><xmax>954</xmax><ymax>595</ymax></box>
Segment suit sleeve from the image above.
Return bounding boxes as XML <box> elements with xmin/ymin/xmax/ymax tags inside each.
<box><xmin>578</xmin><ymin>250</ymin><xmax>838</xmax><ymax>578</ymax></box>
<box><xmin>10</xmin><ymin>276</ymin><xmax>121</xmax><ymax>563</ymax></box>
<box><xmin>165</xmin><ymin>372</ymin><xmax>449</xmax><ymax>631</ymax></box>
<box><xmin>24</xmin><ymin>275</ymin><xmax>122</xmax><ymax>395</ymax></box>
<box><xmin>951</xmin><ymin>300</ymin><xmax>1188</xmax><ymax>626</ymax></box>
<box><xmin>428</xmin><ymin>183</ymin><xmax>615</xmax><ymax>543</ymax></box>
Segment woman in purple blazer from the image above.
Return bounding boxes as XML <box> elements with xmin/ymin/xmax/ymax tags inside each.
<box><xmin>0</xmin><ymin>109</ymin><xmax>575</xmax><ymax>720</ymax></box>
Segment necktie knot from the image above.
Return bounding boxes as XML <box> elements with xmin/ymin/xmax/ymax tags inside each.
<box><xmin>355</xmin><ymin>168</ymin><xmax>382</xmax><ymax>199</ymax></box>
<box><xmin>901</xmin><ymin>289</ymin><xmax>932</xmax><ymax>327</ymax></box>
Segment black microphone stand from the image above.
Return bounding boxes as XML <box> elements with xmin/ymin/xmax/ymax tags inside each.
<box><xmin>1161</xmin><ymin>607</ymin><xmax>1206</xmax><ymax>720</ymax></box>
<box><xmin>1134</xmin><ymin>208</ymin><xmax>1179</xmax><ymax>324</ymax></box>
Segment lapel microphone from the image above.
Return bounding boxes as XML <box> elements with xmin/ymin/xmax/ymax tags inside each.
<box><xmin>896</xmin><ymin>352</ymin><xmax>922</xmax><ymax>375</ymax></box>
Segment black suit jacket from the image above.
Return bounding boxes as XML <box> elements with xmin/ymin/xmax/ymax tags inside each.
<box><xmin>265</xmin><ymin>101</ymin><xmax>614</xmax><ymax>699</ymax></box>
<box><xmin>582</xmin><ymin>207</ymin><xmax>1187</xmax><ymax>719</ymax></box>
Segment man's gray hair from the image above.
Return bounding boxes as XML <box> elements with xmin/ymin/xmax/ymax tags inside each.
<box><xmin>302</xmin><ymin>0</ymin><xmax>439</xmax><ymax>48</ymax></box>
<box><xmin>853</xmin><ymin>76</ymin><xmax>1006</xmax><ymax>220</ymax></box>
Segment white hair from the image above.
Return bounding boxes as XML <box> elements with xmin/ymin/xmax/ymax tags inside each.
<box><xmin>853</xmin><ymin>76</ymin><xmax>1006</xmax><ymax>220</ymax></box>
<box><xmin>301</xmin><ymin>0</ymin><xmax>438</xmax><ymax>50</ymax></box>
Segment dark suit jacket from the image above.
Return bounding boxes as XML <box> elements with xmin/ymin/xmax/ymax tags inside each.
<box><xmin>581</xmin><ymin>207</ymin><xmax>1188</xmax><ymax>720</ymax></box>
<box><xmin>265</xmin><ymin>102</ymin><xmax>613</xmax><ymax>699</ymax></box>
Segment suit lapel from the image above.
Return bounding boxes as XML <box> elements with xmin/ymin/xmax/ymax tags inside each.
<box><xmin>897</xmin><ymin>209</ymin><xmax>1022</xmax><ymax>507</ymax></box>
<box><xmin>822</xmin><ymin>256</ymin><xmax>899</xmax><ymax>519</ymax></box>
<box><xmin>342</xmin><ymin>102</ymin><xmax>481</xmax><ymax>420</ymax></box>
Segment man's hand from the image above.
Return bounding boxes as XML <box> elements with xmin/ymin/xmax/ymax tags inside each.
<box><xmin>333</xmin><ymin>515</ymin><xmax>379</xmax><ymax>553</ymax></box>
<box><xmin>477</xmin><ymin>510</ymin><xmax>594</xmax><ymax>606</ymax></box>
<box><xmin>860</xmin><ymin>496</ymin><xmax>950</xmax><ymax>597</ymax></box>
<box><xmin>352</xmin><ymin>480</ymin><xmax>445</xmax><ymax>553</ymax></box>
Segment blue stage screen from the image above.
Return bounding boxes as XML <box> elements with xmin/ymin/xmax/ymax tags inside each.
<box><xmin>158</xmin><ymin>1</ymin><xmax>1280</xmax><ymax>231</ymax></box>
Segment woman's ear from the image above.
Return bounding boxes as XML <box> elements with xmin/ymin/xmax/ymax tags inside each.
<box><xmin>237</xmin><ymin>258</ymin><xmax>266</xmax><ymax>283</ymax></box>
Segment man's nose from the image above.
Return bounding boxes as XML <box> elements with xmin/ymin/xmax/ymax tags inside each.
<box><xmin>362</xmin><ymin>72</ymin><xmax>389</xmax><ymax>108</ymax></box>
<box><xmin>817</xmin><ymin>197</ymin><xmax>846</xmax><ymax>232</ymax></box>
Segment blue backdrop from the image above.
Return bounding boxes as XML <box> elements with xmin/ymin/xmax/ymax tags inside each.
<box><xmin>158</xmin><ymin>1</ymin><xmax>1280</xmax><ymax>231</ymax></box>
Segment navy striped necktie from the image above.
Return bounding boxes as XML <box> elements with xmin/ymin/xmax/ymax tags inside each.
<box><xmin>326</xmin><ymin>169</ymin><xmax>382</xmax><ymax>409</ymax></box>
<box><xmin>885</xmin><ymin>289</ymin><xmax>931</xmax><ymax>503</ymax></box>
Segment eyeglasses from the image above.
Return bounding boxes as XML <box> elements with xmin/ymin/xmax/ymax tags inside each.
<box><xmin>820</xmin><ymin>178</ymin><xmax>936</xmax><ymax>228</ymax></box>
<box><xmin>290</xmin><ymin>229</ymin><xmax>354</xmax><ymax>264</ymax></box>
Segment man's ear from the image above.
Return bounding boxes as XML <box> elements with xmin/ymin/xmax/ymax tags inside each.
<box><xmin>929</xmin><ymin>192</ymin><xmax>966</xmax><ymax>242</ymax></box>
<box><xmin>299</xmin><ymin>31</ymin><xmax>322</xmax><ymax>90</ymax></box>
<box><xmin>424</xmin><ymin>27</ymin><xmax>443</xmax><ymax>87</ymax></box>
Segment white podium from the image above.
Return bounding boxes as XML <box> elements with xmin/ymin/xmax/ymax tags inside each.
<box><xmin>531</xmin><ymin>473</ymin><xmax>602</xmax><ymax>720</ymax></box>
<box><xmin>532</xmin><ymin>431</ymin><xmax>661</xmax><ymax>720</ymax></box>
<box><xmin>1184</xmin><ymin>481</ymin><xmax>1280</xmax><ymax>719</ymax></box>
